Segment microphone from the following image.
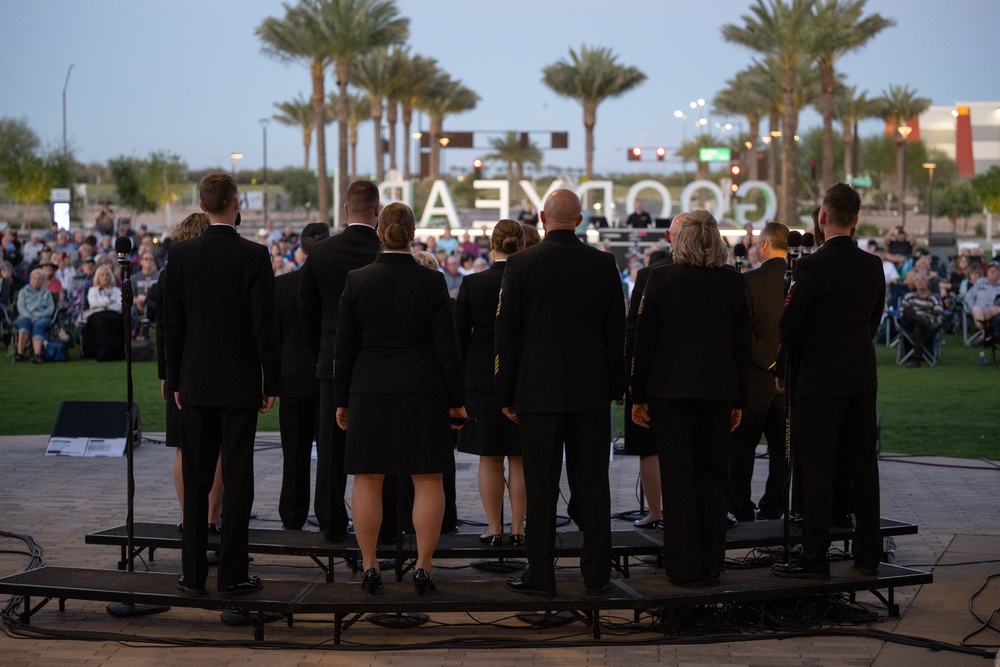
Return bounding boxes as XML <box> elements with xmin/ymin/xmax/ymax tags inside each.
<box><xmin>801</xmin><ymin>232</ymin><xmax>815</xmax><ymax>255</ymax></box>
<box><xmin>115</xmin><ymin>236</ymin><xmax>133</xmax><ymax>266</ymax></box>
<box><xmin>787</xmin><ymin>230</ymin><xmax>802</xmax><ymax>251</ymax></box>
<box><xmin>734</xmin><ymin>243</ymin><xmax>747</xmax><ymax>271</ymax></box>
<box><xmin>235</xmin><ymin>211</ymin><xmax>242</xmax><ymax>227</ymax></box>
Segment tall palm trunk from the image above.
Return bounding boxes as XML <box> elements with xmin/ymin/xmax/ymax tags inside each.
<box><xmin>583</xmin><ymin>102</ymin><xmax>596</xmax><ymax>178</ymax></box>
<box><xmin>302</xmin><ymin>133</ymin><xmax>311</xmax><ymax>173</ymax></box>
<box><xmin>401</xmin><ymin>106</ymin><xmax>413</xmax><ymax>180</ymax></box>
<box><xmin>311</xmin><ymin>64</ymin><xmax>328</xmax><ymax>226</ymax></box>
<box><xmin>780</xmin><ymin>69</ymin><xmax>799</xmax><ymax>226</ymax></box>
<box><xmin>335</xmin><ymin>60</ymin><xmax>351</xmax><ymax>230</ymax></box>
<box><xmin>842</xmin><ymin>120</ymin><xmax>854</xmax><ymax>182</ymax></box>
<box><xmin>819</xmin><ymin>63</ymin><xmax>836</xmax><ymax>193</ymax></box>
<box><xmin>371</xmin><ymin>100</ymin><xmax>384</xmax><ymax>182</ymax></box>
<box><xmin>895</xmin><ymin>136</ymin><xmax>906</xmax><ymax>215</ymax></box>
<box><xmin>747</xmin><ymin>118</ymin><xmax>761</xmax><ymax>182</ymax></box>
<box><xmin>386</xmin><ymin>101</ymin><xmax>398</xmax><ymax>173</ymax></box>
<box><xmin>767</xmin><ymin>112</ymin><xmax>779</xmax><ymax>188</ymax></box>
<box><xmin>350</xmin><ymin>125</ymin><xmax>358</xmax><ymax>182</ymax></box>
<box><xmin>429</xmin><ymin>116</ymin><xmax>442</xmax><ymax>179</ymax></box>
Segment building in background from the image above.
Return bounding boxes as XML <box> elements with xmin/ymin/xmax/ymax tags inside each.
<box><xmin>919</xmin><ymin>102</ymin><xmax>1000</xmax><ymax>176</ymax></box>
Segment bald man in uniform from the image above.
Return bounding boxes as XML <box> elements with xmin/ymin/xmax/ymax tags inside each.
<box><xmin>496</xmin><ymin>189</ymin><xmax>625</xmax><ymax>597</ymax></box>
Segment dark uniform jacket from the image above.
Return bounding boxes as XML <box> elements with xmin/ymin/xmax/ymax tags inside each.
<box><xmin>164</xmin><ymin>224</ymin><xmax>281</xmax><ymax>408</ymax></box>
<box><xmin>779</xmin><ymin>235</ymin><xmax>885</xmax><ymax>397</ymax></box>
<box><xmin>454</xmin><ymin>261</ymin><xmax>505</xmax><ymax>392</ymax></box>
<box><xmin>744</xmin><ymin>257</ymin><xmax>787</xmax><ymax>396</ymax></box>
<box><xmin>495</xmin><ymin>229</ymin><xmax>625</xmax><ymax>413</ymax></box>
<box><xmin>276</xmin><ymin>268</ymin><xmax>319</xmax><ymax>399</ymax></box>
<box><xmin>298</xmin><ymin>224</ymin><xmax>381</xmax><ymax>381</ymax></box>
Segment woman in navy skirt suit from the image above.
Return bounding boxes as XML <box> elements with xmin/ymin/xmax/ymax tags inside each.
<box><xmin>335</xmin><ymin>202</ymin><xmax>467</xmax><ymax>595</ymax></box>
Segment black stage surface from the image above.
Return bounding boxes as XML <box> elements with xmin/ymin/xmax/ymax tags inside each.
<box><xmin>0</xmin><ymin>562</ymin><xmax>933</xmax><ymax>642</ymax></box>
<box><xmin>85</xmin><ymin>518</ymin><xmax>919</xmax><ymax>580</ymax></box>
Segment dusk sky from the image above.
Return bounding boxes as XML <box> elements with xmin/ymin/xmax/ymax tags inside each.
<box><xmin>2</xmin><ymin>0</ymin><xmax>997</xmax><ymax>177</ymax></box>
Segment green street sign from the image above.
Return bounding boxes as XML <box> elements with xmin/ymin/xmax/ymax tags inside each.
<box><xmin>851</xmin><ymin>176</ymin><xmax>873</xmax><ymax>188</ymax></box>
<box><xmin>699</xmin><ymin>147</ymin><xmax>732</xmax><ymax>163</ymax></box>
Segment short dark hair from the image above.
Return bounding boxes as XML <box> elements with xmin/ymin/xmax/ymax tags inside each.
<box><xmin>346</xmin><ymin>180</ymin><xmax>380</xmax><ymax>217</ymax></box>
<box><xmin>822</xmin><ymin>183</ymin><xmax>861</xmax><ymax>228</ymax></box>
<box><xmin>299</xmin><ymin>222</ymin><xmax>330</xmax><ymax>256</ymax></box>
<box><xmin>759</xmin><ymin>221</ymin><xmax>789</xmax><ymax>251</ymax></box>
<box><xmin>200</xmin><ymin>173</ymin><xmax>237</xmax><ymax>214</ymax></box>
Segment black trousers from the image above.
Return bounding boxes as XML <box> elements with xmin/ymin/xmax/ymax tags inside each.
<box><xmin>181</xmin><ymin>404</ymin><xmax>257</xmax><ymax>589</ymax></box>
<box><xmin>728</xmin><ymin>388</ymin><xmax>785</xmax><ymax>520</ymax></box>
<box><xmin>518</xmin><ymin>410</ymin><xmax>611</xmax><ymax>591</ymax></box>
<box><xmin>316</xmin><ymin>379</ymin><xmax>350</xmax><ymax>538</ymax></box>
<box><xmin>795</xmin><ymin>392</ymin><xmax>881</xmax><ymax>571</ymax></box>
<box><xmin>901</xmin><ymin>309</ymin><xmax>939</xmax><ymax>359</ymax></box>
<box><xmin>650</xmin><ymin>398</ymin><xmax>730</xmax><ymax>582</ymax></box>
<box><xmin>278</xmin><ymin>394</ymin><xmax>319</xmax><ymax>530</ymax></box>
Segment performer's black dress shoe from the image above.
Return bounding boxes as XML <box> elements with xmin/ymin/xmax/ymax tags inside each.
<box><xmin>207</xmin><ymin>523</ymin><xmax>222</xmax><ymax>535</ymax></box>
<box><xmin>852</xmin><ymin>562</ymin><xmax>879</xmax><ymax>576</ymax></box>
<box><xmin>360</xmin><ymin>567</ymin><xmax>382</xmax><ymax>593</ymax></box>
<box><xmin>412</xmin><ymin>568</ymin><xmax>436</xmax><ymax>595</ymax></box>
<box><xmin>479</xmin><ymin>534</ymin><xmax>502</xmax><ymax>547</ymax></box>
<box><xmin>505</xmin><ymin>577</ymin><xmax>556</xmax><ymax>598</ymax></box>
<box><xmin>771</xmin><ymin>562</ymin><xmax>830</xmax><ymax>579</ymax></box>
<box><xmin>324</xmin><ymin>528</ymin><xmax>352</xmax><ymax>543</ymax></box>
<box><xmin>585</xmin><ymin>582</ymin><xmax>611</xmax><ymax>596</ymax></box>
<box><xmin>830</xmin><ymin>513</ymin><xmax>854</xmax><ymax>528</ymax></box>
<box><xmin>787</xmin><ymin>512</ymin><xmax>804</xmax><ymax>524</ymax></box>
<box><xmin>704</xmin><ymin>571</ymin><xmax>722</xmax><ymax>587</ymax></box>
<box><xmin>509</xmin><ymin>534</ymin><xmax>525</xmax><ymax>547</ymax></box>
<box><xmin>726</xmin><ymin>512</ymin><xmax>739</xmax><ymax>528</ymax></box>
<box><xmin>177</xmin><ymin>576</ymin><xmax>206</xmax><ymax>597</ymax></box>
<box><xmin>218</xmin><ymin>575</ymin><xmax>262</xmax><ymax>597</ymax></box>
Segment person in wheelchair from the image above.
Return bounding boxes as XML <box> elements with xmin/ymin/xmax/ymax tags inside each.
<box><xmin>899</xmin><ymin>272</ymin><xmax>943</xmax><ymax>368</ymax></box>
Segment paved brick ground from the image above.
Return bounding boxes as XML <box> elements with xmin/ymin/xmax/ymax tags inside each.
<box><xmin>1</xmin><ymin>432</ymin><xmax>998</xmax><ymax>666</ymax></box>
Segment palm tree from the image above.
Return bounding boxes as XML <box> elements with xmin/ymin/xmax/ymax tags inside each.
<box><xmin>397</xmin><ymin>54</ymin><xmax>439</xmax><ymax>180</ymax></box>
<box><xmin>713</xmin><ymin>69</ymin><xmax>770</xmax><ymax>181</ymax></box>
<box><xmin>316</xmin><ymin>0</ymin><xmax>408</xmax><ymax>225</ymax></box>
<box><xmin>258</xmin><ymin>2</ymin><xmax>335</xmax><ymax>224</ymax></box>
<box><xmin>723</xmin><ymin>0</ymin><xmax>818</xmax><ymax>225</ymax></box>
<box><xmin>272</xmin><ymin>94</ymin><xmax>316</xmax><ymax>171</ymax></box>
<box><xmin>339</xmin><ymin>91</ymin><xmax>369</xmax><ymax>181</ymax></box>
<box><xmin>484</xmin><ymin>131</ymin><xmax>543</xmax><ymax>182</ymax></box>
<box><xmin>418</xmin><ymin>73</ymin><xmax>478</xmax><ymax>180</ymax></box>
<box><xmin>382</xmin><ymin>47</ymin><xmax>413</xmax><ymax>174</ymax></box>
<box><xmin>835</xmin><ymin>85</ymin><xmax>879</xmax><ymax>182</ymax></box>
<box><xmin>542</xmin><ymin>45</ymin><xmax>645</xmax><ymax>179</ymax></box>
<box><xmin>812</xmin><ymin>0</ymin><xmax>894</xmax><ymax>192</ymax></box>
<box><xmin>351</xmin><ymin>47</ymin><xmax>396</xmax><ymax>182</ymax></box>
<box><xmin>876</xmin><ymin>84</ymin><xmax>931</xmax><ymax>217</ymax></box>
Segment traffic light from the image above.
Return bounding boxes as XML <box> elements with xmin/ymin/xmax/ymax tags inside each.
<box><xmin>628</xmin><ymin>146</ymin><xmax>642</xmax><ymax>161</ymax></box>
<box><xmin>729</xmin><ymin>163</ymin><xmax>742</xmax><ymax>179</ymax></box>
<box><xmin>655</xmin><ymin>146</ymin><xmax>666</xmax><ymax>161</ymax></box>
<box><xmin>473</xmin><ymin>158</ymin><xmax>483</xmax><ymax>180</ymax></box>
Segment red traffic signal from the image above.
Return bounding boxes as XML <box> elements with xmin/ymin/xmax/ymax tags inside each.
<box><xmin>473</xmin><ymin>158</ymin><xmax>483</xmax><ymax>169</ymax></box>
<box><xmin>730</xmin><ymin>164</ymin><xmax>742</xmax><ymax>178</ymax></box>
<box><xmin>655</xmin><ymin>146</ymin><xmax>666</xmax><ymax>161</ymax></box>
<box><xmin>472</xmin><ymin>158</ymin><xmax>483</xmax><ymax>179</ymax></box>
<box><xmin>628</xmin><ymin>146</ymin><xmax>642</xmax><ymax>161</ymax></box>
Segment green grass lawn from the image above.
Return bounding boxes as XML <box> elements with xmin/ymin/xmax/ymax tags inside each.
<box><xmin>2</xmin><ymin>334</ymin><xmax>998</xmax><ymax>460</ymax></box>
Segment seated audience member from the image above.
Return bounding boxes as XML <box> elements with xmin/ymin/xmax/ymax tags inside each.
<box><xmin>132</xmin><ymin>250</ymin><xmax>161</xmax><ymax>324</ymax></box>
<box><xmin>964</xmin><ymin>261</ymin><xmax>1000</xmax><ymax>339</ymax></box>
<box><xmin>37</xmin><ymin>259</ymin><xmax>64</xmax><ymax>307</ymax></box>
<box><xmin>13</xmin><ymin>268</ymin><xmax>55</xmax><ymax>364</ymax></box>
<box><xmin>82</xmin><ymin>264</ymin><xmax>126</xmax><ymax>361</ymax></box>
<box><xmin>55</xmin><ymin>252</ymin><xmax>76</xmax><ymax>288</ymax></box>
<box><xmin>0</xmin><ymin>260</ymin><xmax>17</xmax><ymax>315</ymax></box>
<box><xmin>443</xmin><ymin>254</ymin><xmax>464</xmax><ymax>298</ymax></box>
<box><xmin>437</xmin><ymin>227</ymin><xmax>459</xmax><ymax>254</ymax></box>
<box><xmin>883</xmin><ymin>225</ymin><xmax>915</xmax><ymax>268</ymax></box>
<box><xmin>899</xmin><ymin>273</ymin><xmax>943</xmax><ymax>368</ymax></box>
<box><xmin>84</xmin><ymin>264</ymin><xmax>123</xmax><ymax>317</ymax></box>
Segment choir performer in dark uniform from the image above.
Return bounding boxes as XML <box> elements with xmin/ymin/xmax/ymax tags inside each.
<box><xmin>455</xmin><ymin>219</ymin><xmax>526</xmax><ymax>547</ymax></box>
<box><xmin>631</xmin><ymin>209</ymin><xmax>751</xmax><ymax>587</ymax></box>
<box><xmin>497</xmin><ymin>189</ymin><xmax>625</xmax><ymax>597</ymax></box>
<box><xmin>298</xmin><ymin>180</ymin><xmax>381</xmax><ymax>542</ymax></box>
<box><xmin>772</xmin><ymin>183</ymin><xmax>885</xmax><ymax>579</ymax></box>
<box><xmin>165</xmin><ymin>173</ymin><xmax>281</xmax><ymax>597</ymax></box>
<box><xmin>727</xmin><ymin>221</ymin><xmax>788</xmax><ymax>522</ymax></box>
<box><xmin>275</xmin><ymin>222</ymin><xmax>330</xmax><ymax>529</ymax></box>
<box><xmin>334</xmin><ymin>202</ymin><xmax>467</xmax><ymax>595</ymax></box>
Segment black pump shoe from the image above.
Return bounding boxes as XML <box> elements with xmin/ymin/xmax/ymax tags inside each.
<box><xmin>413</xmin><ymin>568</ymin><xmax>436</xmax><ymax>595</ymax></box>
<box><xmin>479</xmin><ymin>534</ymin><xmax>502</xmax><ymax>547</ymax></box>
<box><xmin>509</xmin><ymin>534</ymin><xmax>525</xmax><ymax>547</ymax></box>
<box><xmin>361</xmin><ymin>567</ymin><xmax>382</xmax><ymax>594</ymax></box>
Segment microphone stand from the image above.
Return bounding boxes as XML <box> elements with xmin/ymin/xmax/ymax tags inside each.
<box><xmin>107</xmin><ymin>249</ymin><xmax>168</xmax><ymax>618</ymax></box>
<box><xmin>780</xmin><ymin>242</ymin><xmax>801</xmax><ymax>564</ymax></box>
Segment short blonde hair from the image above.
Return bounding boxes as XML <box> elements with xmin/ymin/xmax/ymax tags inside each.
<box><xmin>412</xmin><ymin>250</ymin><xmax>440</xmax><ymax>270</ymax></box>
<box><xmin>672</xmin><ymin>209</ymin><xmax>728</xmax><ymax>268</ymax></box>
<box><xmin>176</xmin><ymin>213</ymin><xmax>210</xmax><ymax>242</ymax></box>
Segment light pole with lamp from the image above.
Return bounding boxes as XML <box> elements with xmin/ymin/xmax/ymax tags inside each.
<box><xmin>62</xmin><ymin>64</ymin><xmax>73</xmax><ymax>158</ymax></box>
<box><xmin>260</xmin><ymin>119</ymin><xmax>270</xmax><ymax>227</ymax></box>
<box><xmin>673</xmin><ymin>110</ymin><xmax>687</xmax><ymax>185</ymax></box>
<box><xmin>923</xmin><ymin>162</ymin><xmax>936</xmax><ymax>239</ymax></box>
<box><xmin>897</xmin><ymin>124</ymin><xmax>912</xmax><ymax>228</ymax></box>
<box><xmin>230</xmin><ymin>152</ymin><xmax>244</xmax><ymax>180</ymax></box>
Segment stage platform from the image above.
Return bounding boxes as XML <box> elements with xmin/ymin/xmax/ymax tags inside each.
<box><xmin>85</xmin><ymin>518</ymin><xmax>919</xmax><ymax>581</ymax></box>
<box><xmin>0</xmin><ymin>562</ymin><xmax>933</xmax><ymax>642</ymax></box>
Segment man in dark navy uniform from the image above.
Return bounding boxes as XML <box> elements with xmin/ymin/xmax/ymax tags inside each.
<box><xmin>496</xmin><ymin>189</ymin><xmax>625</xmax><ymax>597</ymax></box>
<box><xmin>772</xmin><ymin>183</ymin><xmax>885</xmax><ymax>579</ymax></box>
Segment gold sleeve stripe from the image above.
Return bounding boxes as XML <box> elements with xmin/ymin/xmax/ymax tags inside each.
<box><xmin>637</xmin><ymin>294</ymin><xmax>645</xmax><ymax>315</ymax></box>
<box><xmin>494</xmin><ymin>354</ymin><xmax>500</xmax><ymax>375</ymax></box>
<box><xmin>495</xmin><ymin>288</ymin><xmax>503</xmax><ymax>318</ymax></box>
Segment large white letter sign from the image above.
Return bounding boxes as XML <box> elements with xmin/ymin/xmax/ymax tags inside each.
<box><xmin>577</xmin><ymin>180</ymin><xmax>613</xmax><ymax>217</ymax></box>
<box><xmin>472</xmin><ymin>180</ymin><xmax>510</xmax><ymax>224</ymax></box>
<box><xmin>680</xmin><ymin>180</ymin><xmax>726</xmax><ymax>215</ymax></box>
<box><xmin>732</xmin><ymin>180</ymin><xmax>777</xmax><ymax>227</ymax></box>
<box><xmin>419</xmin><ymin>180</ymin><xmax>460</xmax><ymax>228</ymax></box>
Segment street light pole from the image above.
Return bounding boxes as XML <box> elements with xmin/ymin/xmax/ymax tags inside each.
<box><xmin>673</xmin><ymin>110</ymin><xmax>687</xmax><ymax>186</ymax></box>
<box><xmin>260</xmin><ymin>119</ymin><xmax>270</xmax><ymax>228</ymax></box>
<box><xmin>230</xmin><ymin>152</ymin><xmax>244</xmax><ymax>179</ymax></box>
<box><xmin>62</xmin><ymin>64</ymin><xmax>73</xmax><ymax>158</ymax></box>
<box><xmin>897</xmin><ymin>124</ymin><xmax>912</xmax><ymax>229</ymax></box>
